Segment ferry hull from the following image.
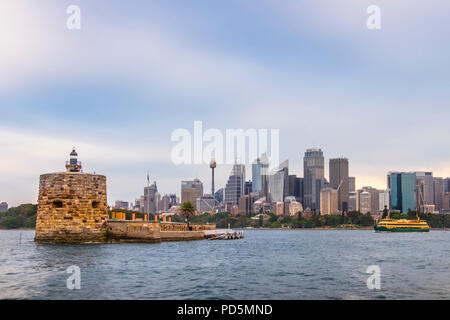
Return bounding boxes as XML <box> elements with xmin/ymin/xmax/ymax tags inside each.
<box><xmin>374</xmin><ymin>225</ymin><xmax>430</xmax><ymax>232</ymax></box>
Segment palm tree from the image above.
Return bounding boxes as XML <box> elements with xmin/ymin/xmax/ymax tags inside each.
<box><xmin>179</xmin><ymin>201</ymin><xmax>196</xmax><ymax>230</ymax></box>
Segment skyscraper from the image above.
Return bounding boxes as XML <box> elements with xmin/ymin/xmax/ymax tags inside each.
<box><xmin>303</xmin><ymin>148</ymin><xmax>324</xmax><ymax>212</ymax></box>
<box><xmin>288</xmin><ymin>175</ymin><xmax>303</xmax><ymax>203</ymax></box>
<box><xmin>181</xmin><ymin>179</ymin><xmax>203</xmax><ymax>209</ymax></box>
<box><xmin>114</xmin><ymin>200</ymin><xmax>129</xmax><ymax>210</ymax></box>
<box><xmin>169</xmin><ymin>194</ymin><xmax>178</xmax><ymax>208</ymax></box>
<box><xmin>214</xmin><ymin>188</ymin><xmax>224</xmax><ymax>204</ymax></box>
<box><xmin>388</xmin><ymin>172</ymin><xmax>416</xmax><ymax>213</ymax></box>
<box><xmin>444</xmin><ymin>178</ymin><xmax>450</xmax><ymax>193</ymax></box>
<box><xmin>244</xmin><ymin>181</ymin><xmax>253</xmax><ymax>195</ymax></box>
<box><xmin>144</xmin><ymin>181</ymin><xmax>158</xmax><ymax>214</ymax></box>
<box><xmin>196</xmin><ymin>194</ymin><xmax>216</xmax><ymax>213</ymax></box>
<box><xmin>252</xmin><ymin>155</ymin><xmax>268</xmax><ymax>192</ymax></box>
<box><xmin>224</xmin><ymin>164</ymin><xmax>245</xmax><ymax>208</ymax></box>
<box><xmin>379</xmin><ymin>190</ymin><xmax>390</xmax><ymax>212</ymax></box>
<box><xmin>434</xmin><ymin>177</ymin><xmax>444</xmax><ymax>213</ymax></box>
<box><xmin>348</xmin><ymin>177</ymin><xmax>356</xmax><ymax>193</ymax></box>
<box><xmin>268</xmin><ymin>160</ymin><xmax>289</xmax><ymax>203</ymax></box>
<box><xmin>358</xmin><ymin>191</ymin><xmax>371</xmax><ymax>214</ymax></box>
<box><xmin>320</xmin><ymin>188</ymin><xmax>338</xmax><ymax>215</ymax></box>
<box><xmin>329</xmin><ymin>157</ymin><xmax>349</xmax><ymax>213</ymax></box>
<box><xmin>356</xmin><ymin>186</ymin><xmax>379</xmax><ymax>214</ymax></box>
<box><xmin>159</xmin><ymin>194</ymin><xmax>171</xmax><ymax>212</ymax></box>
<box><xmin>415</xmin><ymin>172</ymin><xmax>434</xmax><ymax>208</ymax></box>
<box><xmin>348</xmin><ymin>191</ymin><xmax>357</xmax><ymax>211</ymax></box>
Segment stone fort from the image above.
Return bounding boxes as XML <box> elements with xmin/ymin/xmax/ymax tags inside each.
<box><xmin>35</xmin><ymin>149</ymin><xmax>108</xmax><ymax>242</ymax></box>
<box><xmin>35</xmin><ymin>149</ymin><xmax>216</xmax><ymax>243</ymax></box>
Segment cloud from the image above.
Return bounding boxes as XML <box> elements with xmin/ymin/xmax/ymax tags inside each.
<box><xmin>0</xmin><ymin>126</ymin><xmax>171</xmax><ymax>206</ymax></box>
<box><xmin>0</xmin><ymin>0</ymin><xmax>449</xmax><ymax>206</ymax></box>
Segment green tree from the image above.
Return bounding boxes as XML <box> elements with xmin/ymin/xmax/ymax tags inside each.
<box><xmin>0</xmin><ymin>204</ymin><xmax>37</xmax><ymax>229</ymax></box>
<box><xmin>1</xmin><ymin>216</ymin><xmax>22</xmax><ymax>229</ymax></box>
<box><xmin>24</xmin><ymin>214</ymin><xmax>37</xmax><ymax>228</ymax></box>
<box><xmin>178</xmin><ymin>202</ymin><xmax>196</xmax><ymax>230</ymax></box>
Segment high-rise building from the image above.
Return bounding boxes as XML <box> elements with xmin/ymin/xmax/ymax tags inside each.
<box><xmin>358</xmin><ymin>191</ymin><xmax>371</xmax><ymax>214</ymax></box>
<box><xmin>434</xmin><ymin>177</ymin><xmax>444</xmax><ymax>213</ymax></box>
<box><xmin>159</xmin><ymin>195</ymin><xmax>171</xmax><ymax>212</ymax></box>
<box><xmin>224</xmin><ymin>164</ymin><xmax>245</xmax><ymax>208</ymax></box>
<box><xmin>144</xmin><ymin>181</ymin><xmax>158</xmax><ymax>214</ymax></box>
<box><xmin>139</xmin><ymin>195</ymin><xmax>146</xmax><ymax>213</ymax></box>
<box><xmin>197</xmin><ymin>194</ymin><xmax>216</xmax><ymax>213</ymax></box>
<box><xmin>214</xmin><ymin>188</ymin><xmax>224</xmax><ymax>204</ymax></box>
<box><xmin>269</xmin><ymin>160</ymin><xmax>289</xmax><ymax>203</ymax></box>
<box><xmin>288</xmin><ymin>175</ymin><xmax>303</xmax><ymax>204</ymax></box>
<box><xmin>415</xmin><ymin>172</ymin><xmax>434</xmax><ymax>208</ymax></box>
<box><xmin>238</xmin><ymin>195</ymin><xmax>253</xmax><ymax>215</ymax></box>
<box><xmin>133</xmin><ymin>198</ymin><xmax>141</xmax><ymax>212</ymax></box>
<box><xmin>303</xmin><ymin>148</ymin><xmax>324</xmax><ymax>212</ymax></box>
<box><xmin>444</xmin><ymin>178</ymin><xmax>450</xmax><ymax>193</ymax></box>
<box><xmin>244</xmin><ymin>181</ymin><xmax>253</xmax><ymax>195</ymax></box>
<box><xmin>388</xmin><ymin>172</ymin><xmax>416</xmax><ymax>213</ymax></box>
<box><xmin>169</xmin><ymin>194</ymin><xmax>178</xmax><ymax>208</ymax></box>
<box><xmin>114</xmin><ymin>200</ymin><xmax>129</xmax><ymax>210</ymax></box>
<box><xmin>154</xmin><ymin>192</ymin><xmax>161</xmax><ymax>212</ymax></box>
<box><xmin>379</xmin><ymin>190</ymin><xmax>390</xmax><ymax>212</ymax></box>
<box><xmin>443</xmin><ymin>193</ymin><xmax>450</xmax><ymax>213</ymax></box>
<box><xmin>252</xmin><ymin>155</ymin><xmax>269</xmax><ymax>193</ymax></box>
<box><xmin>320</xmin><ymin>188</ymin><xmax>338</xmax><ymax>215</ymax></box>
<box><xmin>348</xmin><ymin>191</ymin><xmax>357</xmax><ymax>211</ymax></box>
<box><xmin>357</xmin><ymin>187</ymin><xmax>380</xmax><ymax>213</ymax></box>
<box><xmin>0</xmin><ymin>202</ymin><xmax>8</xmax><ymax>212</ymax></box>
<box><xmin>348</xmin><ymin>177</ymin><xmax>356</xmax><ymax>193</ymax></box>
<box><xmin>181</xmin><ymin>179</ymin><xmax>203</xmax><ymax>209</ymax></box>
<box><xmin>329</xmin><ymin>158</ymin><xmax>349</xmax><ymax>213</ymax></box>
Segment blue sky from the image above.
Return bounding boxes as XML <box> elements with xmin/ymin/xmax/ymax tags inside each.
<box><xmin>1</xmin><ymin>0</ymin><xmax>449</xmax><ymax>206</ymax></box>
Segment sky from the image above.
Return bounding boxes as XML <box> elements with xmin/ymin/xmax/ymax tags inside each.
<box><xmin>0</xmin><ymin>0</ymin><xmax>449</xmax><ymax>207</ymax></box>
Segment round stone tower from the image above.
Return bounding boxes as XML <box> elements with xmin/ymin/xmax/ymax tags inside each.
<box><xmin>35</xmin><ymin>149</ymin><xmax>108</xmax><ymax>243</ymax></box>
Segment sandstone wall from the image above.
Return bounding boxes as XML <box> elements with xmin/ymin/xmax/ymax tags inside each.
<box><xmin>160</xmin><ymin>222</ymin><xmax>216</xmax><ymax>232</ymax></box>
<box><xmin>107</xmin><ymin>221</ymin><xmax>161</xmax><ymax>243</ymax></box>
<box><xmin>35</xmin><ymin>172</ymin><xmax>108</xmax><ymax>243</ymax></box>
<box><xmin>160</xmin><ymin>231</ymin><xmax>205</xmax><ymax>241</ymax></box>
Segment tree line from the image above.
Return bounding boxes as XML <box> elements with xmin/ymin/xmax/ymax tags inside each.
<box><xmin>2</xmin><ymin>203</ymin><xmax>450</xmax><ymax>229</ymax></box>
<box><xmin>0</xmin><ymin>204</ymin><xmax>37</xmax><ymax>229</ymax></box>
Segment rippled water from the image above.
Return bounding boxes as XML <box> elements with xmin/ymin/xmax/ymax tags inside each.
<box><xmin>1</xmin><ymin>229</ymin><xmax>450</xmax><ymax>299</ymax></box>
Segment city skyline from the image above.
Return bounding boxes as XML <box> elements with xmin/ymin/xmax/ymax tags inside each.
<box><xmin>1</xmin><ymin>1</ymin><xmax>450</xmax><ymax>206</ymax></box>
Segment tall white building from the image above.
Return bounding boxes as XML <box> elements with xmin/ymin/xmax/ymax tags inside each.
<box><xmin>268</xmin><ymin>160</ymin><xmax>289</xmax><ymax>203</ymax></box>
<box><xmin>359</xmin><ymin>191</ymin><xmax>371</xmax><ymax>214</ymax></box>
<box><xmin>378</xmin><ymin>190</ymin><xmax>390</xmax><ymax>212</ymax></box>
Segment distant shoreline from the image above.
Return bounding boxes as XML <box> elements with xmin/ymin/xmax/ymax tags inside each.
<box><xmin>1</xmin><ymin>227</ymin><xmax>449</xmax><ymax>231</ymax></box>
<box><xmin>242</xmin><ymin>227</ymin><xmax>449</xmax><ymax>231</ymax></box>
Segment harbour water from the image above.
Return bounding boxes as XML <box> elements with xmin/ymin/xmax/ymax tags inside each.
<box><xmin>1</xmin><ymin>229</ymin><xmax>450</xmax><ymax>299</ymax></box>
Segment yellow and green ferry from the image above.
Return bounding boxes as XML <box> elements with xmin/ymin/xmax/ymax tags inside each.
<box><xmin>374</xmin><ymin>215</ymin><xmax>430</xmax><ymax>232</ymax></box>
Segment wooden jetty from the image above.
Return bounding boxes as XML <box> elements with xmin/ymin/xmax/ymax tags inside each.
<box><xmin>204</xmin><ymin>229</ymin><xmax>244</xmax><ymax>240</ymax></box>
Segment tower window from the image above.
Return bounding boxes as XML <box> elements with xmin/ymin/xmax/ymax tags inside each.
<box><xmin>52</xmin><ymin>201</ymin><xmax>63</xmax><ymax>208</ymax></box>
<box><xmin>92</xmin><ymin>201</ymin><xmax>100</xmax><ymax>208</ymax></box>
